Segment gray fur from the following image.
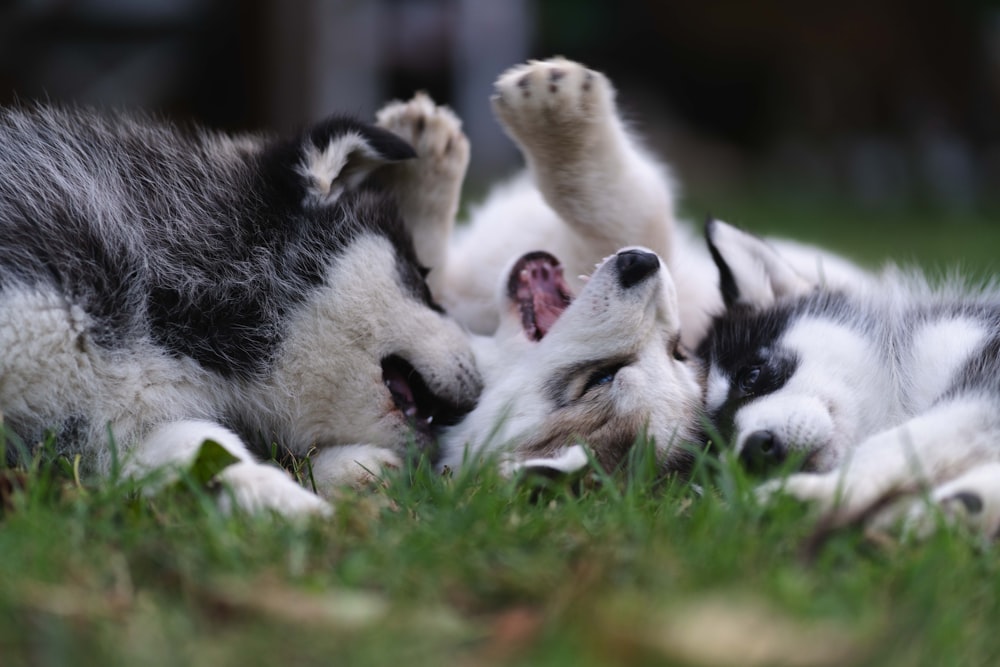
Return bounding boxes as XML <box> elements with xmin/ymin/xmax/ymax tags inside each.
<box><xmin>0</xmin><ymin>104</ymin><xmax>480</xmax><ymax>503</ymax></box>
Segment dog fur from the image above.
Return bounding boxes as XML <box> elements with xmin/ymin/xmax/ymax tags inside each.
<box><xmin>699</xmin><ymin>219</ymin><xmax>1000</xmax><ymax>535</ymax></box>
<box><xmin>0</xmin><ymin>104</ymin><xmax>481</xmax><ymax>515</ymax></box>
<box><xmin>376</xmin><ymin>60</ymin><xmax>705</xmax><ymax>473</ymax></box>
<box><xmin>438</xmin><ymin>247</ymin><xmax>702</xmax><ymax>473</ymax></box>
<box><xmin>375</xmin><ymin>57</ymin><xmax>870</xmax><ymax>474</ymax></box>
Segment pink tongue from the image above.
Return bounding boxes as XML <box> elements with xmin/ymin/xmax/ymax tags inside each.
<box><xmin>517</xmin><ymin>258</ymin><xmax>569</xmax><ymax>338</ymax></box>
<box><xmin>384</xmin><ymin>369</ymin><xmax>417</xmax><ymax>416</ymax></box>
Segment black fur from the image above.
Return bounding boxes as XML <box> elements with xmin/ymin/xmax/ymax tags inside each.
<box><xmin>0</xmin><ymin>106</ymin><xmax>421</xmax><ymax>379</ymax></box>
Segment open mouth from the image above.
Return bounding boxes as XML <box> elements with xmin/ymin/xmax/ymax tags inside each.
<box><xmin>381</xmin><ymin>355</ymin><xmax>467</xmax><ymax>437</ymax></box>
<box><xmin>506</xmin><ymin>251</ymin><xmax>574</xmax><ymax>341</ymax></box>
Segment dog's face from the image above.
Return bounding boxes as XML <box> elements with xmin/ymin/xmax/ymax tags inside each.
<box><xmin>270</xmin><ymin>231</ymin><xmax>480</xmax><ymax>455</ymax></box>
<box><xmin>698</xmin><ymin>220</ymin><xmax>888</xmax><ymax>473</ymax></box>
<box><xmin>442</xmin><ymin>247</ymin><xmax>702</xmax><ymax>472</ymax></box>
<box><xmin>260</xmin><ymin>123</ymin><xmax>482</xmax><ymax>456</ymax></box>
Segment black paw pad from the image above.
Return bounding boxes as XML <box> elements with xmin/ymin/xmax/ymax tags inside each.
<box><xmin>951</xmin><ymin>491</ymin><xmax>984</xmax><ymax>515</ymax></box>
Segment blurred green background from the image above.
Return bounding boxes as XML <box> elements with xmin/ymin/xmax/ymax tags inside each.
<box><xmin>2</xmin><ymin>0</ymin><xmax>998</xmax><ymax>272</ymax></box>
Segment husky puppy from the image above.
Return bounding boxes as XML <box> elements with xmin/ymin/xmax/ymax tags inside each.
<box><xmin>375</xmin><ymin>64</ymin><xmax>702</xmax><ymax>473</ymax></box>
<box><xmin>438</xmin><ymin>247</ymin><xmax>702</xmax><ymax>473</ymax></box>
<box><xmin>379</xmin><ymin>57</ymin><xmax>868</xmax><ymax>351</ymax></box>
<box><xmin>699</xmin><ymin>219</ymin><xmax>1000</xmax><ymax>533</ymax></box>
<box><xmin>374</xmin><ymin>57</ymin><xmax>862</xmax><ymax>473</ymax></box>
<box><xmin>0</xmin><ymin>105</ymin><xmax>481</xmax><ymax>515</ymax></box>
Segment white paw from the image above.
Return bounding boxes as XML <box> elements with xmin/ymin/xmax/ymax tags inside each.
<box><xmin>756</xmin><ymin>468</ymin><xmax>889</xmax><ymax>523</ymax></box>
<box><xmin>307</xmin><ymin>444</ymin><xmax>404</xmax><ymax>496</ymax></box>
<box><xmin>871</xmin><ymin>462</ymin><xmax>1000</xmax><ymax>539</ymax></box>
<box><xmin>376</xmin><ymin>92</ymin><xmax>469</xmax><ymax>181</ymax></box>
<box><xmin>491</xmin><ymin>57</ymin><xmax>614</xmax><ymax>151</ymax></box>
<box><xmin>218</xmin><ymin>462</ymin><xmax>332</xmax><ymax>518</ymax></box>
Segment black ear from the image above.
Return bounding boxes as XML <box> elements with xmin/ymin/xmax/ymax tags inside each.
<box><xmin>705</xmin><ymin>217</ymin><xmax>812</xmax><ymax>309</ymax></box>
<box><xmin>298</xmin><ymin>117</ymin><xmax>416</xmax><ymax>207</ymax></box>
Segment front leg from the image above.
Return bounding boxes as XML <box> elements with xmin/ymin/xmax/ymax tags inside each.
<box><xmin>491</xmin><ymin>58</ymin><xmax>674</xmax><ymax>260</ymax></box>
<box><xmin>758</xmin><ymin>398</ymin><xmax>1000</xmax><ymax>527</ymax></box>
<box><xmin>125</xmin><ymin>419</ymin><xmax>331</xmax><ymax>517</ymax></box>
<box><xmin>375</xmin><ymin>93</ymin><xmax>469</xmax><ymax>294</ymax></box>
<box><xmin>866</xmin><ymin>462</ymin><xmax>1000</xmax><ymax>539</ymax></box>
<box><xmin>307</xmin><ymin>444</ymin><xmax>403</xmax><ymax>497</ymax></box>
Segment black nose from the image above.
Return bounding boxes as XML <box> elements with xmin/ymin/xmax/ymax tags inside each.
<box><xmin>615</xmin><ymin>249</ymin><xmax>659</xmax><ymax>289</ymax></box>
<box><xmin>739</xmin><ymin>430</ymin><xmax>786</xmax><ymax>473</ymax></box>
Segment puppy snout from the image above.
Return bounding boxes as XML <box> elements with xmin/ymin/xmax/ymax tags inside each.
<box><xmin>615</xmin><ymin>249</ymin><xmax>659</xmax><ymax>289</ymax></box>
<box><xmin>739</xmin><ymin>430</ymin><xmax>786</xmax><ymax>474</ymax></box>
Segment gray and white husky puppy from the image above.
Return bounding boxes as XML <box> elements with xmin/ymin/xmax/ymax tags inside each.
<box><xmin>699</xmin><ymin>219</ymin><xmax>1000</xmax><ymax>534</ymax></box>
<box><xmin>0</xmin><ymin>104</ymin><xmax>481</xmax><ymax>515</ymax></box>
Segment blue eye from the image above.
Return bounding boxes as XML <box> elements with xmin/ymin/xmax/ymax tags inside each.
<box><xmin>738</xmin><ymin>366</ymin><xmax>761</xmax><ymax>394</ymax></box>
<box><xmin>582</xmin><ymin>366</ymin><xmax>620</xmax><ymax>395</ymax></box>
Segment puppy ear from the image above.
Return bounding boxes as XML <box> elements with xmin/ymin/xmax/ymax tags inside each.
<box><xmin>298</xmin><ymin>118</ymin><xmax>416</xmax><ymax>207</ymax></box>
<box><xmin>705</xmin><ymin>218</ymin><xmax>812</xmax><ymax>309</ymax></box>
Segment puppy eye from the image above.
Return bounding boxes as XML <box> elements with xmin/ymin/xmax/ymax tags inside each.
<box><xmin>737</xmin><ymin>366</ymin><xmax>761</xmax><ymax>394</ymax></box>
<box><xmin>670</xmin><ymin>338</ymin><xmax>688</xmax><ymax>362</ymax></box>
<box><xmin>582</xmin><ymin>365</ymin><xmax>621</xmax><ymax>396</ymax></box>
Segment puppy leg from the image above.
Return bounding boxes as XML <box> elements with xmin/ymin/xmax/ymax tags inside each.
<box><xmin>758</xmin><ymin>398</ymin><xmax>1000</xmax><ymax>527</ymax></box>
<box><xmin>307</xmin><ymin>444</ymin><xmax>403</xmax><ymax>496</ymax></box>
<box><xmin>126</xmin><ymin>419</ymin><xmax>331</xmax><ymax>517</ymax></box>
<box><xmin>866</xmin><ymin>462</ymin><xmax>1000</xmax><ymax>539</ymax></box>
<box><xmin>492</xmin><ymin>57</ymin><xmax>675</xmax><ymax>260</ymax></box>
<box><xmin>376</xmin><ymin>93</ymin><xmax>469</xmax><ymax>293</ymax></box>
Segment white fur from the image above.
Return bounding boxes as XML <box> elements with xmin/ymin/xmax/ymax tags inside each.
<box><xmin>299</xmin><ymin>132</ymin><xmax>386</xmax><ymax>207</ymax></box>
<box><xmin>438</xmin><ymin>248</ymin><xmax>701</xmax><ymax>472</ymax></box>
<box><xmin>759</xmin><ymin>397</ymin><xmax>1000</xmax><ymax>522</ymax></box>
<box><xmin>398</xmin><ymin>58</ymin><xmax>867</xmax><ymax>349</ymax></box>
<box><xmin>707</xmin><ymin>221</ymin><xmax>1000</xmax><ymax>535</ymax></box>
<box><xmin>734</xmin><ymin>319</ymin><xmax>900</xmax><ymax>471</ymax></box>
<box><xmin>256</xmin><ymin>235</ymin><xmax>478</xmax><ymax>465</ymax></box>
<box><xmin>125</xmin><ymin>420</ymin><xmax>332</xmax><ymax>517</ymax></box>
<box><xmin>894</xmin><ymin>462</ymin><xmax>1000</xmax><ymax>538</ymax></box>
<box><xmin>377</xmin><ymin>58</ymin><xmax>865</xmax><ymax>474</ymax></box>
<box><xmin>424</xmin><ymin>58</ymin><xmax>686</xmax><ymax>339</ymax></box>
<box><xmin>906</xmin><ymin>318</ymin><xmax>987</xmax><ymax>413</ymax></box>
<box><xmin>375</xmin><ymin>92</ymin><xmax>470</xmax><ymax>296</ymax></box>
<box><xmin>0</xmin><ymin>105</ymin><xmax>485</xmax><ymax>518</ymax></box>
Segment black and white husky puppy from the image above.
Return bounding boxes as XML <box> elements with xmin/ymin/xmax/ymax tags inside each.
<box><xmin>699</xmin><ymin>220</ymin><xmax>1000</xmax><ymax>535</ymax></box>
<box><xmin>0</xmin><ymin>105</ymin><xmax>481</xmax><ymax>515</ymax></box>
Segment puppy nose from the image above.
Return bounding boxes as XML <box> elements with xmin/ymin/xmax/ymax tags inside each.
<box><xmin>615</xmin><ymin>249</ymin><xmax>659</xmax><ymax>289</ymax></box>
<box><xmin>739</xmin><ymin>430</ymin><xmax>786</xmax><ymax>473</ymax></box>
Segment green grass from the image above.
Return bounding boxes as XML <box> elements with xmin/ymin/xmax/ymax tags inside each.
<box><xmin>3</xmin><ymin>442</ymin><xmax>1000</xmax><ymax>667</ymax></box>
<box><xmin>3</xmin><ymin>199</ymin><xmax>1000</xmax><ymax>667</ymax></box>
<box><xmin>682</xmin><ymin>192</ymin><xmax>1000</xmax><ymax>278</ymax></box>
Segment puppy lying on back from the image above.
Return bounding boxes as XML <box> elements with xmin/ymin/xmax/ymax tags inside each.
<box><xmin>377</xmin><ymin>57</ymin><xmax>864</xmax><ymax>475</ymax></box>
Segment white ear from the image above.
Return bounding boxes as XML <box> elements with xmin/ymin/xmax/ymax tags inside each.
<box><xmin>298</xmin><ymin>121</ymin><xmax>415</xmax><ymax>207</ymax></box>
<box><xmin>706</xmin><ymin>218</ymin><xmax>813</xmax><ymax>309</ymax></box>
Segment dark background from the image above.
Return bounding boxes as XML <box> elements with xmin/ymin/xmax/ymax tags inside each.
<box><xmin>2</xmin><ymin>0</ymin><xmax>998</xmax><ymax>247</ymax></box>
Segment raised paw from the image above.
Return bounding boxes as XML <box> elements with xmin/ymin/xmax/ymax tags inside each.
<box><xmin>374</xmin><ymin>92</ymin><xmax>467</xmax><ymax>276</ymax></box>
<box><xmin>491</xmin><ymin>57</ymin><xmax>614</xmax><ymax>152</ymax></box>
<box><xmin>376</xmin><ymin>92</ymin><xmax>469</xmax><ymax>182</ymax></box>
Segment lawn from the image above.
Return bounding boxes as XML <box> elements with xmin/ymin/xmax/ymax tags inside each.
<box><xmin>2</xmin><ymin>198</ymin><xmax>1000</xmax><ymax>667</ymax></box>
